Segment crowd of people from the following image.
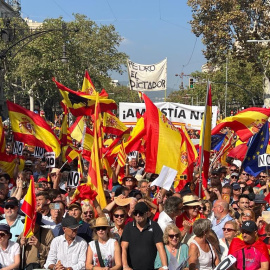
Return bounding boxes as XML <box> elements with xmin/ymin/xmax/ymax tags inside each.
<box><xmin>1</xmin><ymin>143</ymin><xmax>270</xmax><ymax>270</ymax></box>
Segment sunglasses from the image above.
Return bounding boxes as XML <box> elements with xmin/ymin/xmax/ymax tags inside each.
<box><xmin>241</xmin><ymin>213</ymin><xmax>251</xmax><ymax>217</ymax></box>
<box><xmin>230</xmin><ymin>169</ymin><xmax>237</xmax><ymax>172</ymax></box>
<box><xmin>241</xmin><ymin>230</ymin><xmax>253</xmax><ymax>235</ymax></box>
<box><xmin>259</xmin><ymin>176</ymin><xmax>266</xmax><ymax>178</ymax></box>
<box><xmin>0</xmin><ymin>233</ymin><xmax>7</xmax><ymax>237</ymax></box>
<box><xmin>231</xmin><ymin>176</ymin><xmax>238</xmax><ymax>179</ymax></box>
<box><xmin>84</xmin><ymin>211</ymin><xmax>93</xmax><ymax>215</ymax></box>
<box><xmin>222</xmin><ymin>228</ymin><xmax>236</xmax><ymax>232</ymax></box>
<box><xmin>50</xmin><ymin>173</ymin><xmax>56</xmax><ymax>177</ymax></box>
<box><xmin>168</xmin><ymin>233</ymin><xmax>180</xmax><ymax>239</ymax></box>
<box><xmin>96</xmin><ymin>226</ymin><xmax>107</xmax><ymax>231</ymax></box>
<box><xmin>125</xmin><ymin>179</ymin><xmax>134</xmax><ymax>182</ymax></box>
<box><xmin>133</xmin><ymin>211</ymin><xmax>145</xmax><ymax>216</ymax></box>
<box><xmin>114</xmin><ymin>214</ymin><xmax>125</xmax><ymax>218</ymax></box>
<box><xmin>242</xmin><ymin>173</ymin><xmax>249</xmax><ymax>176</ymax></box>
<box><xmin>4</xmin><ymin>205</ymin><xmax>15</xmax><ymax>209</ymax></box>
<box><xmin>233</xmin><ymin>208</ymin><xmax>238</xmax><ymax>211</ymax></box>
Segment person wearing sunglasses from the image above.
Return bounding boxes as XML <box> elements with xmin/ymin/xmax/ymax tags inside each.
<box><xmin>229</xmin><ymin>220</ymin><xmax>270</xmax><ymax>270</ymax></box>
<box><xmin>239</xmin><ymin>209</ymin><xmax>255</xmax><ymax>225</ymax></box>
<box><xmin>0</xmin><ymin>198</ymin><xmax>24</xmax><ymax>242</ymax></box>
<box><xmin>0</xmin><ymin>224</ymin><xmax>20</xmax><ymax>269</ymax></box>
<box><xmin>86</xmin><ymin>217</ymin><xmax>122</xmax><ymax>270</ymax></box>
<box><xmin>239</xmin><ymin>170</ymin><xmax>250</xmax><ymax>182</ymax></box>
<box><xmin>155</xmin><ymin>224</ymin><xmax>188</xmax><ymax>270</ymax></box>
<box><xmin>219</xmin><ymin>220</ymin><xmax>238</xmax><ymax>261</ymax></box>
<box><xmin>81</xmin><ymin>202</ymin><xmax>95</xmax><ymax>224</ymax></box>
<box><xmin>121</xmin><ymin>202</ymin><xmax>168</xmax><ymax>270</ymax></box>
<box><xmin>111</xmin><ymin>207</ymin><xmax>127</xmax><ymax>242</ymax></box>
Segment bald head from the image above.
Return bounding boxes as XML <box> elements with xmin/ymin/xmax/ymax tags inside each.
<box><xmin>213</xmin><ymin>199</ymin><xmax>229</xmax><ymax>220</ymax></box>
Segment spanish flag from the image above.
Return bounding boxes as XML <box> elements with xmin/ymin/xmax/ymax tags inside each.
<box><xmin>143</xmin><ymin>93</ymin><xmax>183</xmax><ymax>174</ymax></box>
<box><xmin>81</xmin><ymin>70</ymin><xmax>97</xmax><ymax>95</ymax></box>
<box><xmin>87</xmin><ymin>94</ymin><xmax>107</xmax><ymax>208</ymax></box>
<box><xmin>53</xmin><ymin>78</ymin><xmax>117</xmax><ymax>117</ymax></box>
<box><xmin>0</xmin><ymin>153</ymin><xmax>25</xmax><ymax>178</ymax></box>
<box><xmin>198</xmin><ymin>83</ymin><xmax>212</xmax><ymax>187</ymax></box>
<box><xmin>103</xmin><ymin>111</ymin><xmax>128</xmax><ymax>136</ymax></box>
<box><xmin>59</xmin><ymin>106</ymin><xmax>73</xmax><ymax>147</ymax></box>
<box><xmin>7</xmin><ymin>101</ymin><xmax>61</xmax><ymax>157</ymax></box>
<box><xmin>21</xmin><ymin>177</ymin><xmax>36</xmax><ymax>238</ymax></box>
<box><xmin>212</xmin><ymin>107</ymin><xmax>270</xmax><ymax>142</ymax></box>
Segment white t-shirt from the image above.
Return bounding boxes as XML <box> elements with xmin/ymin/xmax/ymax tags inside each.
<box><xmin>89</xmin><ymin>238</ymin><xmax>116</xmax><ymax>268</ymax></box>
<box><xmin>0</xmin><ymin>240</ymin><xmax>20</xmax><ymax>267</ymax></box>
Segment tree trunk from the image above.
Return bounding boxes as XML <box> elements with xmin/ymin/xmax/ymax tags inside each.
<box><xmin>264</xmin><ymin>75</ymin><xmax>270</xmax><ymax>108</ymax></box>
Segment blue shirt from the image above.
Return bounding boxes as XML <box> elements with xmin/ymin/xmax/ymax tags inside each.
<box><xmin>211</xmin><ymin>213</ymin><xmax>233</xmax><ymax>239</ymax></box>
<box><xmin>0</xmin><ymin>216</ymin><xmax>24</xmax><ymax>241</ymax></box>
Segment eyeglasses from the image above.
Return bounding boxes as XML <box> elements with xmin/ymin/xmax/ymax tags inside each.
<box><xmin>96</xmin><ymin>226</ymin><xmax>107</xmax><ymax>231</ymax></box>
<box><xmin>241</xmin><ymin>230</ymin><xmax>253</xmax><ymax>235</ymax></box>
<box><xmin>4</xmin><ymin>205</ymin><xmax>15</xmax><ymax>209</ymax></box>
<box><xmin>50</xmin><ymin>173</ymin><xmax>56</xmax><ymax>177</ymax></box>
<box><xmin>230</xmin><ymin>169</ymin><xmax>237</xmax><ymax>172</ymax></box>
<box><xmin>125</xmin><ymin>179</ymin><xmax>134</xmax><ymax>182</ymax></box>
<box><xmin>168</xmin><ymin>233</ymin><xmax>180</xmax><ymax>239</ymax></box>
<box><xmin>222</xmin><ymin>228</ymin><xmax>236</xmax><ymax>232</ymax></box>
<box><xmin>259</xmin><ymin>175</ymin><xmax>266</xmax><ymax>178</ymax></box>
<box><xmin>198</xmin><ymin>206</ymin><xmax>206</xmax><ymax>211</ymax></box>
<box><xmin>114</xmin><ymin>214</ymin><xmax>125</xmax><ymax>218</ymax></box>
<box><xmin>133</xmin><ymin>211</ymin><xmax>145</xmax><ymax>216</ymax></box>
<box><xmin>241</xmin><ymin>213</ymin><xmax>251</xmax><ymax>217</ymax></box>
<box><xmin>234</xmin><ymin>188</ymin><xmax>241</xmax><ymax>191</ymax></box>
<box><xmin>84</xmin><ymin>211</ymin><xmax>93</xmax><ymax>216</ymax></box>
<box><xmin>233</xmin><ymin>208</ymin><xmax>238</xmax><ymax>211</ymax></box>
<box><xmin>0</xmin><ymin>233</ymin><xmax>7</xmax><ymax>237</ymax></box>
<box><xmin>242</xmin><ymin>173</ymin><xmax>249</xmax><ymax>176</ymax></box>
<box><xmin>231</xmin><ymin>176</ymin><xmax>238</xmax><ymax>179</ymax></box>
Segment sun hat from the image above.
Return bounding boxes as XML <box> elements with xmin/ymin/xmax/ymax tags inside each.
<box><xmin>114</xmin><ymin>196</ymin><xmax>133</xmax><ymax>207</ymax></box>
<box><xmin>92</xmin><ymin>217</ymin><xmax>111</xmax><ymax>228</ymax></box>
<box><xmin>182</xmin><ymin>194</ymin><xmax>201</xmax><ymax>206</ymax></box>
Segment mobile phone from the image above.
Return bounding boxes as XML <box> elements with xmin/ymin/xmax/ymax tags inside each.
<box><xmin>50</xmin><ymin>203</ymin><xmax>60</xmax><ymax>210</ymax></box>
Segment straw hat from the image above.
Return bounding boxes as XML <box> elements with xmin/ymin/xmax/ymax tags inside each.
<box><xmin>114</xmin><ymin>196</ymin><xmax>133</xmax><ymax>206</ymax></box>
<box><xmin>92</xmin><ymin>217</ymin><xmax>111</xmax><ymax>228</ymax></box>
<box><xmin>182</xmin><ymin>194</ymin><xmax>201</xmax><ymax>206</ymax></box>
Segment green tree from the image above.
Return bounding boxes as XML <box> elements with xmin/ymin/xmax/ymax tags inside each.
<box><xmin>1</xmin><ymin>14</ymin><xmax>128</xmax><ymax>115</ymax></box>
<box><xmin>187</xmin><ymin>0</ymin><xmax>270</xmax><ymax>107</ymax></box>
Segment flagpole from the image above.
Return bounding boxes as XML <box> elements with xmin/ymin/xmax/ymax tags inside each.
<box><xmin>198</xmin><ymin>80</ymin><xmax>210</xmax><ymax>198</ymax></box>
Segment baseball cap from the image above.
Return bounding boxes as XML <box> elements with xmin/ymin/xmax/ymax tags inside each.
<box><xmin>232</xmin><ymin>183</ymin><xmax>241</xmax><ymax>190</ymax></box>
<box><xmin>61</xmin><ymin>216</ymin><xmax>81</xmax><ymax>229</ymax></box>
<box><xmin>25</xmin><ymin>160</ymin><xmax>33</xmax><ymax>166</ymax></box>
<box><xmin>231</xmin><ymin>172</ymin><xmax>239</xmax><ymax>178</ymax></box>
<box><xmin>0</xmin><ymin>224</ymin><xmax>11</xmax><ymax>235</ymax></box>
<box><xmin>38</xmin><ymin>177</ymin><xmax>48</xmax><ymax>183</ymax></box>
<box><xmin>68</xmin><ymin>202</ymin><xmax>82</xmax><ymax>211</ymax></box>
<box><xmin>134</xmin><ymin>202</ymin><xmax>149</xmax><ymax>214</ymax></box>
<box><xmin>4</xmin><ymin>197</ymin><xmax>19</xmax><ymax>208</ymax></box>
<box><xmin>241</xmin><ymin>220</ymin><xmax>257</xmax><ymax>232</ymax></box>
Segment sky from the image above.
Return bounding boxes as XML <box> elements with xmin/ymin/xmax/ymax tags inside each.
<box><xmin>21</xmin><ymin>0</ymin><xmax>207</xmax><ymax>97</ymax></box>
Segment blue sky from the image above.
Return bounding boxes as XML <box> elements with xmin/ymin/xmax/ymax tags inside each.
<box><xmin>21</xmin><ymin>0</ymin><xmax>206</xmax><ymax>95</ymax></box>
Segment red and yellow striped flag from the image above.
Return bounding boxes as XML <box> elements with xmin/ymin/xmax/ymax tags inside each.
<box><xmin>87</xmin><ymin>94</ymin><xmax>107</xmax><ymax>208</ymax></box>
<box><xmin>7</xmin><ymin>101</ymin><xmax>61</xmax><ymax>157</ymax></box>
<box><xmin>59</xmin><ymin>106</ymin><xmax>73</xmax><ymax>147</ymax></box>
<box><xmin>21</xmin><ymin>177</ymin><xmax>36</xmax><ymax>238</ymax></box>
<box><xmin>0</xmin><ymin>117</ymin><xmax>5</xmax><ymax>153</ymax></box>
<box><xmin>198</xmin><ymin>83</ymin><xmax>212</xmax><ymax>186</ymax></box>
<box><xmin>103</xmin><ymin>112</ymin><xmax>128</xmax><ymax>136</ymax></box>
<box><xmin>117</xmin><ymin>141</ymin><xmax>127</xmax><ymax>167</ymax></box>
<box><xmin>81</xmin><ymin>70</ymin><xmax>97</xmax><ymax>95</ymax></box>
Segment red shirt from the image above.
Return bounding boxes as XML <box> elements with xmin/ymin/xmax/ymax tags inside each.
<box><xmin>175</xmin><ymin>212</ymin><xmax>206</xmax><ymax>233</ymax></box>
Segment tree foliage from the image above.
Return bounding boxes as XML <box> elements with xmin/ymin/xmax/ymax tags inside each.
<box><xmin>1</xmin><ymin>15</ymin><xmax>128</xmax><ymax>115</ymax></box>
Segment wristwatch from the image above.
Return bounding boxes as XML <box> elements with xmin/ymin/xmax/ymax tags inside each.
<box><xmin>162</xmin><ymin>266</ymin><xmax>168</xmax><ymax>269</ymax></box>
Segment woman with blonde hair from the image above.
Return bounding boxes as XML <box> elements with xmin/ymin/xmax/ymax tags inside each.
<box><xmin>155</xmin><ymin>224</ymin><xmax>188</xmax><ymax>270</ymax></box>
<box><xmin>81</xmin><ymin>202</ymin><xmax>95</xmax><ymax>224</ymax></box>
<box><xmin>86</xmin><ymin>217</ymin><xmax>122</xmax><ymax>270</ymax></box>
<box><xmin>188</xmin><ymin>219</ymin><xmax>219</xmax><ymax>270</ymax></box>
<box><xmin>219</xmin><ymin>220</ymin><xmax>238</xmax><ymax>261</ymax></box>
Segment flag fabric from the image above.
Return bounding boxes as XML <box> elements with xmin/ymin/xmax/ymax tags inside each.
<box><xmin>117</xmin><ymin>141</ymin><xmax>127</xmax><ymax>167</ymax></box>
<box><xmin>71</xmin><ymin>183</ymin><xmax>98</xmax><ymax>204</ymax></box>
<box><xmin>65</xmin><ymin>146</ymin><xmax>81</xmax><ymax>163</ymax></box>
<box><xmin>59</xmin><ymin>106</ymin><xmax>73</xmax><ymax>147</ymax></box>
<box><xmin>198</xmin><ymin>83</ymin><xmax>212</xmax><ymax>184</ymax></box>
<box><xmin>53</xmin><ymin>78</ymin><xmax>117</xmax><ymax>116</ymax></box>
<box><xmin>212</xmin><ymin>107</ymin><xmax>270</xmax><ymax>142</ymax></box>
<box><xmin>103</xmin><ymin>112</ymin><xmax>128</xmax><ymax>136</ymax></box>
<box><xmin>0</xmin><ymin>153</ymin><xmax>25</xmax><ymax>178</ymax></box>
<box><xmin>81</xmin><ymin>70</ymin><xmax>97</xmax><ymax>95</ymax></box>
<box><xmin>211</xmin><ymin>133</ymin><xmax>226</xmax><ymax>151</ymax></box>
<box><xmin>242</xmin><ymin>121</ymin><xmax>269</xmax><ymax>176</ymax></box>
<box><xmin>69</xmin><ymin>116</ymin><xmax>85</xmax><ymax>143</ymax></box>
<box><xmin>7</xmin><ymin>101</ymin><xmax>61</xmax><ymax>157</ymax></box>
<box><xmin>0</xmin><ymin>117</ymin><xmax>5</xmax><ymax>153</ymax></box>
<box><xmin>143</xmin><ymin>93</ymin><xmax>184</xmax><ymax>174</ymax></box>
<box><xmin>21</xmin><ymin>177</ymin><xmax>36</xmax><ymax>238</ymax></box>
<box><xmin>87</xmin><ymin>94</ymin><xmax>107</xmax><ymax>208</ymax></box>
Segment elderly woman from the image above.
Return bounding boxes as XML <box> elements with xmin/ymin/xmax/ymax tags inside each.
<box><xmin>188</xmin><ymin>219</ymin><xmax>219</xmax><ymax>270</ymax></box>
<box><xmin>81</xmin><ymin>202</ymin><xmax>95</xmax><ymax>224</ymax></box>
<box><xmin>86</xmin><ymin>217</ymin><xmax>122</xmax><ymax>270</ymax></box>
<box><xmin>0</xmin><ymin>224</ymin><xmax>20</xmax><ymax>269</ymax></box>
<box><xmin>219</xmin><ymin>221</ymin><xmax>238</xmax><ymax>261</ymax></box>
<box><xmin>155</xmin><ymin>224</ymin><xmax>188</xmax><ymax>270</ymax></box>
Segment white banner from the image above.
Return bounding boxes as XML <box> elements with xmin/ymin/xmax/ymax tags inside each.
<box><xmin>119</xmin><ymin>102</ymin><xmax>218</xmax><ymax>130</ymax></box>
<box><xmin>127</xmin><ymin>59</ymin><xmax>167</xmax><ymax>91</ymax></box>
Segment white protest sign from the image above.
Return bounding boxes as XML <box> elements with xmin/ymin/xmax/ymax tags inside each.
<box><xmin>150</xmin><ymin>165</ymin><xmax>177</xmax><ymax>191</ymax></box>
<box><xmin>119</xmin><ymin>102</ymin><xmax>218</xmax><ymax>130</ymax></box>
<box><xmin>45</xmin><ymin>152</ymin><xmax>55</xmax><ymax>168</ymax></box>
<box><xmin>258</xmin><ymin>154</ymin><xmax>270</xmax><ymax>167</ymax></box>
<box><xmin>214</xmin><ymin>255</ymin><xmax>236</xmax><ymax>270</ymax></box>
<box><xmin>34</xmin><ymin>146</ymin><xmax>45</xmax><ymax>158</ymax></box>
<box><xmin>67</xmin><ymin>171</ymin><xmax>80</xmax><ymax>187</ymax></box>
<box><xmin>13</xmin><ymin>141</ymin><xmax>24</xmax><ymax>156</ymax></box>
<box><xmin>127</xmin><ymin>59</ymin><xmax>167</xmax><ymax>91</ymax></box>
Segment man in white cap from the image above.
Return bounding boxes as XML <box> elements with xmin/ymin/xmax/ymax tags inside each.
<box><xmin>44</xmin><ymin>216</ymin><xmax>87</xmax><ymax>270</ymax></box>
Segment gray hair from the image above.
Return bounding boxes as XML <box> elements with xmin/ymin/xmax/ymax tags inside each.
<box><xmin>193</xmin><ymin>219</ymin><xmax>211</xmax><ymax>237</ymax></box>
<box><xmin>164</xmin><ymin>196</ymin><xmax>182</xmax><ymax>215</ymax></box>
